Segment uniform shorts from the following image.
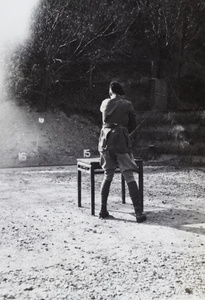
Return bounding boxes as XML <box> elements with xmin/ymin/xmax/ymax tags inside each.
<box><xmin>99</xmin><ymin>150</ymin><xmax>138</xmax><ymax>183</ymax></box>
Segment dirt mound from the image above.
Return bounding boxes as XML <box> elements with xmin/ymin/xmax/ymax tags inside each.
<box><xmin>0</xmin><ymin>101</ymin><xmax>100</xmax><ymax>168</ymax></box>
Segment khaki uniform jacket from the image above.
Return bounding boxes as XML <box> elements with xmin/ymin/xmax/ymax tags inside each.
<box><xmin>98</xmin><ymin>95</ymin><xmax>137</xmax><ymax>153</ymax></box>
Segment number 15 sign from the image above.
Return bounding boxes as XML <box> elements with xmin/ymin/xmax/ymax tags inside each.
<box><xmin>83</xmin><ymin>149</ymin><xmax>91</xmax><ymax>158</ymax></box>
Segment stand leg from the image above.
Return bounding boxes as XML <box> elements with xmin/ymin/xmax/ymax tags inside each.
<box><xmin>78</xmin><ymin>169</ymin><xmax>82</xmax><ymax>207</ymax></box>
<box><xmin>138</xmin><ymin>162</ymin><xmax>143</xmax><ymax>212</ymax></box>
<box><xmin>121</xmin><ymin>174</ymin><xmax>126</xmax><ymax>204</ymax></box>
<box><xmin>91</xmin><ymin>168</ymin><xmax>95</xmax><ymax>215</ymax></box>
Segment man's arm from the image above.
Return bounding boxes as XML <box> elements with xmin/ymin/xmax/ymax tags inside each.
<box><xmin>128</xmin><ymin>103</ymin><xmax>137</xmax><ymax>133</ymax></box>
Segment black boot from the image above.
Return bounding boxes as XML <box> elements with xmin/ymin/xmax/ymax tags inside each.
<box><xmin>99</xmin><ymin>180</ymin><xmax>112</xmax><ymax>219</ymax></box>
<box><xmin>99</xmin><ymin>203</ymin><xmax>110</xmax><ymax>218</ymax></box>
<box><xmin>127</xmin><ymin>181</ymin><xmax>146</xmax><ymax>223</ymax></box>
<box><xmin>134</xmin><ymin>208</ymin><xmax>147</xmax><ymax>223</ymax></box>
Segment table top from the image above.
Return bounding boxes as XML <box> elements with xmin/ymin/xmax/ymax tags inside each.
<box><xmin>77</xmin><ymin>157</ymin><xmax>100</xmax><ymax>163</ymax></box>
<box><xmin>77</xmin><ymin>157</ymin><xmax>100</xmax><ymax>168</ymax></box>
<box><xmin>77</xmin><ymin>157</ymin><xmax>142</xmax><ymax>166</ymax></box>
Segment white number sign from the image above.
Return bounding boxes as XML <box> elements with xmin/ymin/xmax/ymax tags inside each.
<box><xmin>83</xmin><ymin>149</ymin><xmax>91</xmax><ymax>158</ymax></box>
<box><xmin>18</xmin><ymin>152</ymin><xmax>27</xmax><ymax>162</ymax></box>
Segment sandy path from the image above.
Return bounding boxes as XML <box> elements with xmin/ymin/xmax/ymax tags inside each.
<box><xmin>0</xmin><ymin>165</ymin><xmax>205</xmax><ymax>300</ymax></box>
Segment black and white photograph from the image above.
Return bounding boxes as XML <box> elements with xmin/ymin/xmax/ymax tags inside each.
<box><xmin>0</xmin><ymin>1</ymin><xmax>205</xmax><ymax>299</ymax></box>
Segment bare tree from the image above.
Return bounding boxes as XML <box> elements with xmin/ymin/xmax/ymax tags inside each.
<box><xmin>7</xmin><ymin>0</ymin><xmax>205</xmax><ymax>110</ymax></box>
<box><xmin>9</xmin><ymin>0</ymin><xmax>140</xmax><ymax>108</ymax></box>
<box><xmin>130</xmin><ymin>0</ymin><xmax>205</xmax><ymax>79</ymax></box>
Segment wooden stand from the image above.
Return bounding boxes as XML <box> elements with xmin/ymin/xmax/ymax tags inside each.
<box><xmin>77</xmin><ymin>157</ymin><xmax>143</xmax><ymax>216</ymax></box>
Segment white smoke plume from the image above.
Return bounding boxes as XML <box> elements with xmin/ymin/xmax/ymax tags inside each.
<box><xmin>0</xmin><ymin>0</ymin><xmax>41</xmax><ymax>167</ymax></box>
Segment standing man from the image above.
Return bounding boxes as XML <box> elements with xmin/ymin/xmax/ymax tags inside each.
<box><xmin>98</xmin><ymin>81</ymin><xmax>146</xmax><ymax>223</ymax></box>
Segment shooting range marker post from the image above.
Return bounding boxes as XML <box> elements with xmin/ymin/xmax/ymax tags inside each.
<box><xmin>77</xmin><ymin>157</ymin><xmax>143</xmax><ymax>216</ymax></box>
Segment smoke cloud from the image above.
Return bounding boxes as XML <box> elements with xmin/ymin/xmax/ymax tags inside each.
<box><xmin>0</xmin><ymin>0</ymin><xmax>39</xmax><ymax>48</ymax></box>
<box><xmin>0</xmin><ymin>0</ymin><xmax>40</xmax><ymax>97</ymax></box>
<box><xmin>0</xmin><ymin>0</ymin><xmax>40</xmax><ymax>167</ymax></box>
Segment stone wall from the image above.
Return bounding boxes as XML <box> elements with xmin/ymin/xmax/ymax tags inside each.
<box><xmin>132</xmin><ymin>111</ymin><xmax>205</xmax><ymax>165</ymax></box>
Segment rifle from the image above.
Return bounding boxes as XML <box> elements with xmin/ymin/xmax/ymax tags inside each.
<box><xmin>129</xmin><ymin>119</ymin><xmax>145</xmax><ymax>139</ymax></box>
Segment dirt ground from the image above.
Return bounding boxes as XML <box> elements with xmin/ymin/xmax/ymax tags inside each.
<box><xmin>0</xmin><ymin>164</ymin><xmax>205</xmax><ymax>300</ymax></box>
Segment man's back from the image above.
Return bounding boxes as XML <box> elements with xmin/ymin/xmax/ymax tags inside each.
<box><xmin>100</xmin><ymin>95</ymin><xmax>137</xmax><ymax>133</ymax></box>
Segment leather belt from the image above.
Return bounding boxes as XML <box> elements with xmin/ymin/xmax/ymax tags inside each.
<box><xmin>103</xmin><ymin>123</ymin><xmax>125</xmax><ymax>129</ymax></box>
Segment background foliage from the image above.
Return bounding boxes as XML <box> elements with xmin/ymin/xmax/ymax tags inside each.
<box><xmin>6</xmin><ymin>0</ymin><xmax>205</xmax><ymax>115</ymax></box>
